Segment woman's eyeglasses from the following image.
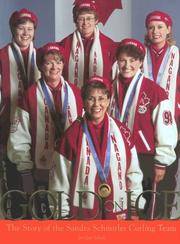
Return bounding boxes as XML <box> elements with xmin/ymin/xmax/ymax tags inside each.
<box><xmin>77</xmin><ymin>17</ymin><xmax>95</xmax><ymax>23</ymax></box>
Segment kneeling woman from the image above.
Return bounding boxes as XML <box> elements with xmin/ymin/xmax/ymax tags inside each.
<box><xmin>49</xmin><ymin>76</ymin><xmax>145</xmax><ymax>220</ymax></box>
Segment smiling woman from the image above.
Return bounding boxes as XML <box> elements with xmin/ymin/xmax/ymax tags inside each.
<box><xmin>0</xmin><ymin>8</ymin><xmax>40</xmax><ymax>219</ymax></box>
<box><xmin>49</xmin><ymin>76</ymin><xmax>146</xmax><ymax>220</ymax></box>
<box><xmin>76</xmin><ymin>13</ymin><xmax>98</xmax><ymax>39</ymax></box>
<box><xmin>13</xmin><ymin>20</ymin><xmax>35</xmax><ymax>50</ymax></box>
<box><xmin>58</xmin><ymin>0</ymin><xmax>117</xmax><ymax>88</ymax></box>
<box><xmin>82</xmin><ymin>78</ymin><xmax>110</xmax><ymax>125</ymax></box>
<box><xmin>143</xmin><ymin>10</ymin><xmax>179</xmax><ymax>218</ymax></box>
<box><xmin>40</xmin><ymin>53</ymin><xmax>64</xmax><ymax>87</ymax></box>
<box><xmin>109</xmin><ymin>38</ymin><xmax>177</xmax><ymax>219</ymax></box>
<box><xmin>7</xmin><ymin>42</ymin><xmax>83</xmax><ymax>219</ymax></box>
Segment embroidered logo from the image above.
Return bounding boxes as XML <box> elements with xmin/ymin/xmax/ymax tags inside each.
<box><xmin>138</xmin><ymin>92</ymin><xmax>150</xmax><ymax>114</ymax></box>
<box><xmin>10</xmin><ymin>117</ymin><xmax>20</xmax><ymax>133</ymax></box>
<box><xmin>83</xmin><ymin>141</ymin><xmax>91</xmax><ymax>187</ymax></box>
<box><xmin>49</xmin><ymin>162</ymin><xmax>56</xmax><ymax>179</ymax></box>
<box><xmin>111</xmin><ymin>134</ymin><xmax>123</xmax><ymax>190</ymax></box>
<box><xmin>74</xmin><ymin>42</ymin><xmax>80</xmax><ymax>86</ymax></box>
<box><xmin>163</xmin><ymin>111</ymin><xmax>173</xmax><ymax>125</ymax></box>
<box><xmin>119</xmin><ymin>126</ymin><xmax>131</xmax><ymax>146</ymax></box>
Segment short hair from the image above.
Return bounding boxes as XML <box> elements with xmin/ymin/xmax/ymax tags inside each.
<box><xmin>81</xmin><ymin>81</ymin><xmax>110</xmax><ymax>101</ymax></box>
<box><xmin>37</xmin><ymin>50</ymin><xmax>64</xmax><ymax>71</ymax></box>
<box><xmin>116</xmin><ymin>45</ymin><xmax>145</xmax><ymax>62</ymax></box>
<box><xmin>10</xmin><ymin>18</ymin><xmax>36</xmax><ymax>37</ymax></box>
<box><xmin>73</xmin><ymin>7</ymin><xmax>98</xmax><ymax>23</ymax></box>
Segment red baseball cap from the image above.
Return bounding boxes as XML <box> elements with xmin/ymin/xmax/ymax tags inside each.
<box><xmin>118</xmin><ymin>38</ymin><xmax>146</xmax><ymax>56</ymax></box>
<box><xmin>36</xmin><ymin>43</ymin><xmax>64</xmax><ymax>69</ymax></box>
<box><xmin>87</xmin><ymin>75</ymin><xmax>112</xmax><ymax>93</ymax></box>
<box><xmin>145</xmin><ymin>11</ymin><xmax>172</xmax><ymax>27</ymax></box>
<box><xmin>73</xmin><ymin>0</ymin><xmax>98</xmax><ymax>23</ymax></box>
<box><xmin>9</xmin><ymin>8</ymin><xmax>38</xmax><ymax>28</ymax></box>
<box><xmin>74</xmin><ymin>0</ymin><xmax>97</xmax><ymax>11</ymax></box>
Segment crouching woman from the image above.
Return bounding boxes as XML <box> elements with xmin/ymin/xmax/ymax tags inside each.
<box><xmin>49</xmin><ymin>76</ymin><xmax>145</xmax><ymax>220</ymax></box>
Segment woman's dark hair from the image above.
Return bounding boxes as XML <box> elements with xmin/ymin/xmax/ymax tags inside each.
<box><xmin>10</xmin><ymin>18</ymin><xmax>36</xmax><ymax>37</ymax></box>
<box><xmin>81</xmin><ymin>81</ymin><xmax>110</xmax><ymax>101</ymax></box>
<box><xmin>116</xmin><ymin>45</ymin><xmax>145</xmax><ymax>62</ymax></box>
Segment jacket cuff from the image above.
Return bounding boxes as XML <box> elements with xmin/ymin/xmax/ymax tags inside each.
<box><xmin>154</xmin><ymin>164</ymin><xmax>166</xmax><ymax>169</ymax></box>
<box><xmin>154</xmin><ymin>159</ymin><xmax>167</xmax><ymax>168</ymax></box>
<box><xmin>17</xmin><ymin>162</ymin><xmax>33</xmax><ymax>172</ymax></box>
<box><xmin>20</xmin><ymin>169</ymin><xmax>32</xmax><ymax>175</ymax></box>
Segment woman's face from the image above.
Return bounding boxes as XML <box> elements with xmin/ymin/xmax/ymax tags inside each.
<box><xmin>41</xmin><ymin>53</ymin><xmax>64</xmax><ymax>84</ymax></box>
<box><xmin>146</xmin><ymin>20</ymin><xmax>171</xmax><ymax>47</ymax></box>
<box><xmin>84</xmin><ymin>88</ymin><xmax>110</xmax><ymax>124</ymax></box>
<box><xmin>117</xmin><ymin>53</ymin><xmax>142</xmax><ymax>78</ymax></box>
<box><xmin>14</xmin><ymin>20</ymin><xmax>35</xmax><ymax>50</ymax></box>
<box><xmin>76</xmin><ymin>12</ymin><xmax>98</xmax><ymax>38</ymax></box>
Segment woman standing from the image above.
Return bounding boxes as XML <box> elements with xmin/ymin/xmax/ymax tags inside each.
<box><xmin>0</xmin><ymin>8</ymin><xmax>40</xmax><ymax>219</ymax></box>
<box><xmin>49</xmin><ymin>76</ymin><xmax>145</xmax><ymax>220</ymax></box>
<box><xmin>143</xmin><ymin>10</ymin><xmax>179</xmax><ymax>123</ymax></box>
<box><xmin>110</xmin><ymin>38</ymin><xmax>177</xmax><ymax>219</ymax></box>
<box><xmin>58</xmin><ymin>0</ymin><xmax>116</xmax><ymax>88</ymax></box>
<box><xmin>0</xmin><ymin>8</ymin><xmax>40</xmax><ymax>157</ymax></box>
<box><xmin>143</xmin><ymin>11</ymin><xmax>179</xmax><ymax>218</ymax></box>
<box><xmin>7</xmin><ymin>43</ymin><xmax>82</xmax><ymax>219</ymax></box>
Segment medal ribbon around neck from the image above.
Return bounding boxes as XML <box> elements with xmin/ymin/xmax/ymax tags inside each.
<box><xmin>114</xmin><ymin>82</ymin><xmax>121</xmax><ymax>120</ymax></box>
<box><xmin>40</xmin><ymin>78</ymin><xmax>68</xmax><ymax>130</ymax></box>
<box><xmin>122</xmin><ymin>72</ymin><xmax>142</xmax><ymax>124</ymax></box>
<box><xmin>82</xmin><ymin>118</ymin><xmax>111</xmax><ymax>183</ymax></box>
<box><xmin>11</xmin><ymin>43</ymin><xmax>35</xmax><ymax>89</ymax></box>
<box><xmin>147</xmin><ymin>47</ymin><xmax>171</xmax><ymax>84</ymax></box>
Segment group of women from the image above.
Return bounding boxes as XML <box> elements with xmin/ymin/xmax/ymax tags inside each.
<box><xmin>0</xmin><ymin>0</ymin><xmax>179</xmax><ymax>220</ymax></box>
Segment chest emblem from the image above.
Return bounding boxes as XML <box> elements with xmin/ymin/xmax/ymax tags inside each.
<box><xmin>138</xmin><ymin>92</ymin><xmax>150</xmax><ymax>114</ymax></box>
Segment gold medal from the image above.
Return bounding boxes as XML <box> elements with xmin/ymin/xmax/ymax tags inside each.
<box><xmin>98</xmin><ymin>183</ymin><xmax>111</xmax><ymax>198</ymax></box>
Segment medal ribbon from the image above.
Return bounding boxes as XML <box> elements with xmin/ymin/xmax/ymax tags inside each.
<box><xmin>11</xmin><ymin>43</ymin><xmax>35</xmax><ymax>89</ymax></box>
<box><xmin>82</xmin><ymin>118</ymin><xmax>111</xmax><ymax>183</ymax></box>
<box><xmin>122</xmin><ymin>72</ymin><xmax>142</xmax><ymax>123</ymax></box>
<box><xmin>114</xmin><ymin>82</ymin><xmax>121</xmax><ymax>120</ymax></box>
<box><xmin>40</xmin><ymin>79</ymin><xmax>68</xmax><ymax>133</ymax></box>
<box><xmin>147</xmin><ymin>47</ymin><xmax>171</xmax><ymax>84</ymax></box>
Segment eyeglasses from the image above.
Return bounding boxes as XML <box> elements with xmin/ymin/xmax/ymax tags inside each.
<box><xmin>86</xmin><ymin>96</ymin><xmax>109</xmax><ymax>104</ymax></box>
<box><xmin>77</xmin><ymin>17</ymin><xmax>95</xmax><ymax>23</ymax></box>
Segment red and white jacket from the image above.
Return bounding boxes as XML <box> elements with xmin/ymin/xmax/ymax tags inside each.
<box><xmin>58</xmin><ymin>27</ymin><xmax>117</xmax><ymax>88</ymax></box>
<box><xmin>0</xmin><ymin>42</ymin><xmax>40</xmax><ymax>154</ymax></box>
<box><xmin>7</xmin><ymin>76</ymin><xmax>82</xmax><ymax>172</ymax></box>
<box><xmin>109</xmin><ymin>69</ymin><xmax>177</xmax><ymax>168</ymax></box>
<box><xmin>49</xmin><ymin>114</ymin><xmax>145</xmax><ymax>219</ymax></box>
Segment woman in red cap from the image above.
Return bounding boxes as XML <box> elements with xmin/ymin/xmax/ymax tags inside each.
<box><xmin>58</xmin><ymin>0</ymin><xmax>117</xmax><ymax>88</ymax></box>
<box><xmin>144</xmin><ymin>10</ymin><xmax>179</xmax><ymax>123</ymax></box>
<box><xmin>143</xmin><ymin>10</ymin><xmax>179</xmax><ymax>218</ymax></box>
<box><xmin>109</xmin><ymin>38</ymin><xmax>177</xmax><ymax>219</ymax></box>
<box><xmin>7</xmin><ymin>43</ymin><xmax>83</xmax><ymax>219</ymax></box>
<box><xmin>49</xmin><ymin>76</ymin><xmax>145</xmax><ymax>220</ymax></box>
<box><xmin>0</xmin><ymin>8</ymin><xmax>40</xmax><ymax>219</ymax></box>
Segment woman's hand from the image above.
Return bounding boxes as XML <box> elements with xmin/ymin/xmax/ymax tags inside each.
<box><xmin>154</xmin><ymin>167</ymin><xmax>166</xmax><ymax>183</ymax></box>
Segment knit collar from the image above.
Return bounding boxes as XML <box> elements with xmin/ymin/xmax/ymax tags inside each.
<box><xmin>119</xmin><ymin>74</ymin><xmax>133</xmax><ymax>86</ymax></box>
<box><xmin>46</xmin><ymin>80</ymin><xmax>62</xmax><ymax>91</ymax></box>
<box><xmin>150</xmin><ymin>42</ymin><xmax>168</xmax><ymax>56</ymax></box>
